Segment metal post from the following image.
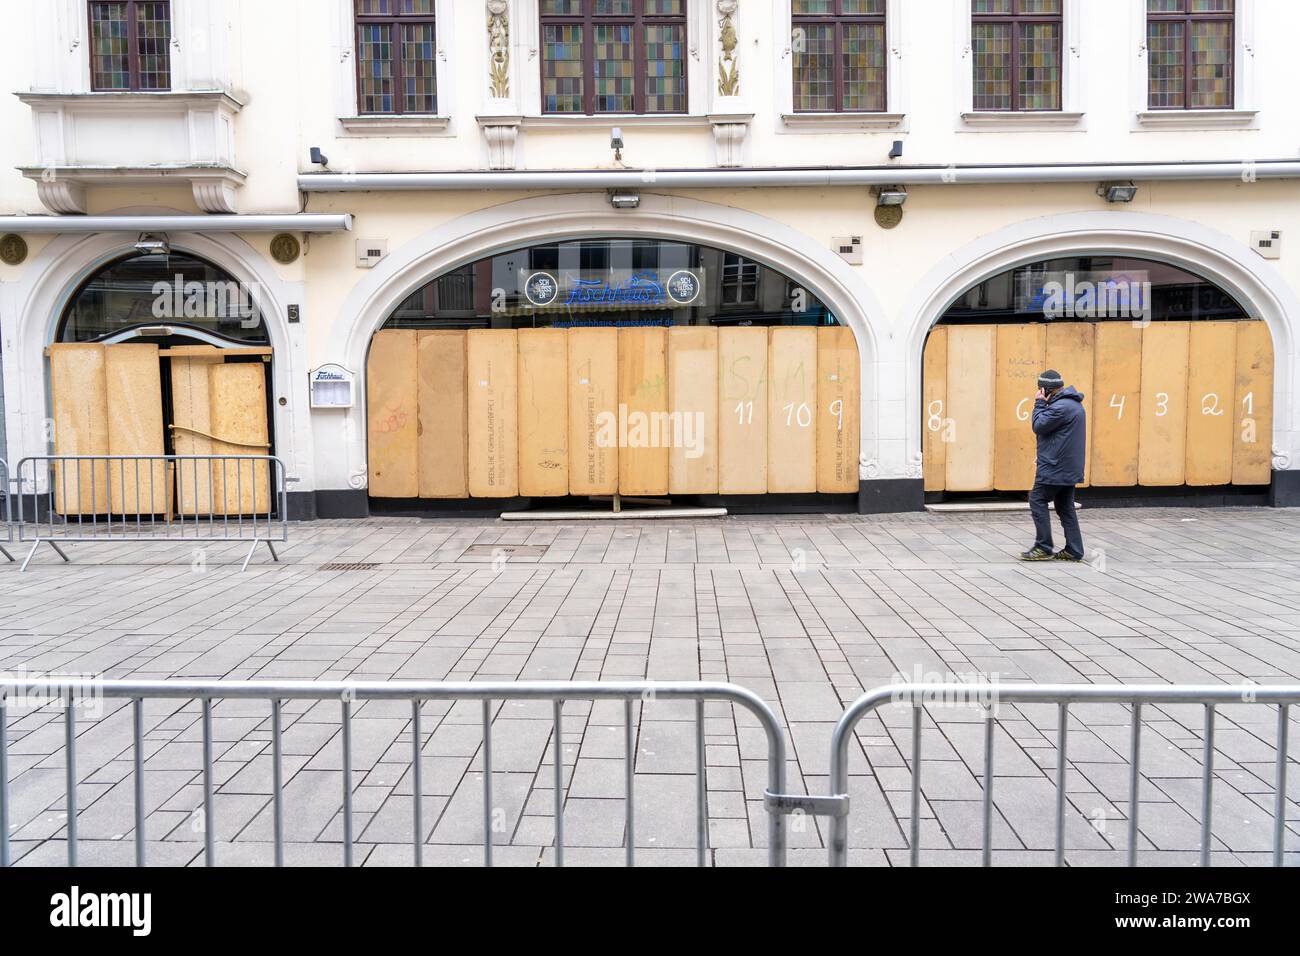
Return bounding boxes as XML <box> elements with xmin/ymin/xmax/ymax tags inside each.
<box><xmin>134</xmin><ymin>698</ymin><xmax>145</xmax><ymax>867</ymax></box>
<box><xmin>982</xmin><ymin>709</ymin><xmax>994</xmax><ymax>868</ymax></box>
<box><xmin>202</xmin><ymin>698</ymin><xmax>214</xmax><ymax>866</ymax></box>
<box><xmin>65</xmin><ymin>690</ymin><xmax>77</xmax><ymax>867</ymax></box>
<box><xmin>1201</xmin><ymin>704</ymin><xmax>1215</xmax><ymax>868</ymax></box>
<box><xmin>1275</xmin><ymin>704</ymin><xmax>1290</xmax><ymax>867</ymax></box>
<box><xmin>1128</xmin><ymin>702</ymin><xmax>1141</xmax><ymax>867</ymax></box>
<box><xmin>553</xmin><ymin>699</ymin><xmax>564</xmax><ymax>868</ymax></box>
<box><xmin>696</xmin><ymin>699</ymin><xmax>707</xmax><ymax>867</ymax></box>
<box><xmin>625</xmin><ymin>699</ymin><xmax>635</xmax><ymax>867</ymax></box>
<box><xmin>272</xmin><ymin>699</ymin><xmax>284</xmax><ymax>868</ymax></box>
<box><xmin>342</xmin><ymin>697</ymin><xmax>353</xmax><ymax>867</ymax></box>
<box><xmin>909</xmin><ymin>702</ymin><xmax>922</xmax><ymax>867</ymax></box>
<box><xmin>482</xmin><ymin>700</ymin><xmax>493</xmax><ymax>868</ymax></box>
<box><xmin>0</xmin><ymin>690</ymin><xmax>8</xmax><ymax>867</ymax></box>
<box><xmin>1055</xmin><ymin>703</ymin><xmax>1068</xmax><ymax>867</ymax></box>
<box><xmin>412</xmin><ymin>699</ymin><xmax>423</xmax><ymax>868</ymax></box>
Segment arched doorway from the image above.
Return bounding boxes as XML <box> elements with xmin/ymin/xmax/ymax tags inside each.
<box><xmin>921</xmin><ymin>253</ymin><xmax>1274</xmax><ymax>501</ymax></box>
<box><xmin>363</xmin><ymin>236</ymin><xmax>861</xmax><ymax>511</ymax></box>
<box><xmin>45</xmin><ymin>249</ymin><xmax>276</xmax><ymax>516</ymax></box>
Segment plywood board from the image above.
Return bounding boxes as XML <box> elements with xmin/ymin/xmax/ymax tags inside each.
<box><xmin>921</xmin><ymin>328</ymin><xmax>948</xmax><ymax>493</ymax></box>
<box><xmin>1232</xmin><ymin>320</ymin><xmax>1274</xmax><ymax>486</ymax></box>
<box><xmin>993</xmin><ymin>324</ymin><xmax>1046</xmax><ymax>491</ymax></box>
<box><xmin>467</xmin><ymin>329</ymin><xmax>519</xmax><ymax>498</ymax></box>
<box><xmin>169</xmin><ymin>354</ymin><xmax>221</xmax><ymax>516</ymax></box>
<box><xmin>816</xmin><ymin>326</ymin><xmax>860</xmax><ymax>494</ymax></box>
<box><xmin>717</xmin><ymin>327</ymin><xmax>768</xmax><ymax>495</ymax></box>
<box><xmin>767</xmin><ymin>328</ymin><xmax>818</xmax><ymax>493</ymax></box>
<box><xmin>208</xmin><ymin>363</ymin><xmax>272</xmax><ymax>515</ymax></box>
<box><xmin>667</xmin><ymin>326</ymin><xmax>719</xmax><ymax>495</ymax></box>
<box><xmin>1044</xmin><ymin>323</ymin><xmax>1096</xmax><ymax>487</ymax></box>
<box><xmin>944</xmin><ymin>325</ymin><xmax>996</xmax><ymax>492</ymax></box>
<box><xmin>1138</xmin><ymin>322</ymin><xmax>1190</xmax><ymax>486</ymax></box>
<box><xmin>617</xmin><ymin>328</ymin><xmax>669</xmax><ymax>497</ymax></box>
<box><xmin>48</xmin><ymin>343</ymin><xmax>109</xmax><ymax>515</ymax></box>
<box><xmin>367</xmin><ymin>329</ymin><xmax>419</xmax><ymax>498</ymax></box>
<box><xmin>104</xmin><ymin>344</ymin><xmax>168</xmax><ymax>515</ymax></box>
<box><xmin>1184</xmin><ymin>321</ymin><xmax>1237</xmax><ymax>487</ymax></box>
<box><xmin>417</xmin><ymin>331</ymin><xmax>468</xmax><ymax>499</ymax></box>
<box><xmin>517</xmin><ymin>329</ymin><xmax>569</xmax><ymax>497</ymax></box>
<box><xmin>568</xmin><ymin>328</ymin><xmax>619</xmax><ymax>496</ymax></box>
<box><xmin>1090</xmin><ymin>322</ymin><xmax>1144</xmax><ymax>487</ymax></box>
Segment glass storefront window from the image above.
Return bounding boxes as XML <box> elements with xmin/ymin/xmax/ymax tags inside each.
<box><xmin>59</xmin><ymin>253</ymin><xmax>270</xmax><ymax>344</ymax></box>
<box><xmin>380</xmin><ymin>238</ymin><xmax>839</xmax><ymax>330</ymax></box>
<box><xmin>940</xmin><ymin>255</ymin><xmax>1246</xmax><ymax>325</ymax></box>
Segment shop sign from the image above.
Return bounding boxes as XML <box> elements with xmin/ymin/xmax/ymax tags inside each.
<box><xmin>309</xmin><ymin>364</ymin><xmax>355</xmax><ymax>409</ymax></box>
<box><xmin>522</xmin><ymin>269</ymin><xmax>703</xmax><ymax>311</ymax></box>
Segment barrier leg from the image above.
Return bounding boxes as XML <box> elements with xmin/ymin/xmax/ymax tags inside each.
<box><xmin>264</xmin><ymin>540</ymin><xmax>279</xmax><ymax>563</ymax></box>
<box><xmin>48</xmin><ymin>543</ymin><xmax>69</xmax><ymax>563</ymax></box>
<box><xmin>0</xmin><ymin>545</ymin><xmax>12</xmax><ymax>563</ymax></box>
<box><xmin>20</xmin><ymin>540</ymin><xmax>70</xmax><ymax>573</ymax></box>
<box><xmin>240</xmin><ymin>539</ymin><xmax>259</xmax><ymax>573</ymax></box>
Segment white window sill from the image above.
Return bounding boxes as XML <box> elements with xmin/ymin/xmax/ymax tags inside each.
<box><xmin>959</xmin><ymin>111</ymin><xmax>1085</xmax><ymax>131</ymax></box>
<box><xmin>520</xmin><ymin>114</ymin><xmax>711</xmax><ymax>129</ymax></box>
<box><xmin>781</xmin><ymin>112</ymin><xmax>906</xmax><ymax>132</ymax></box>
<box><xmin>1135</xmin><ymin>109</ymin><xmax>1258</xmax><ymax>130</ymax></box>
<box><xmin>338</xmin><ymin>115</ymin><xmax>451</xmax><ymax>136</ymax></box>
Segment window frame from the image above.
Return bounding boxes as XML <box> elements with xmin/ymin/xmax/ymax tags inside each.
<box><xmin>87</xmin><ymin>0</ymin><xmax>173</xmax><ymax>92</ymax></box>
<box><xmin>354</xmin><ymin>0</ymin><xmax>439</xmax><ymax>116</ymax></box>
<box><xmin>970</xmin><ymin>0</ymin><xmax>1064</xmax><ymax>113</ymax></box>
<box><xmin>538</xmin><ymin>1</ymin><xmax>689</xmax><ymax>116</ymax></box>
<box><xmin>1146</xmin><ymin>1</ymin><xmax>1235</xmax><ymax>111</ymax></box>
<box><xmin>791</xmin><ymin>1</ymin><xmax>888</xmax><ymax>114</ymax></box>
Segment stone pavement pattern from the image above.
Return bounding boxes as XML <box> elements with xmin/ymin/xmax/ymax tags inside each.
<box><xmin>1</xmin><ymin>507</ymin><xmax>1298</xmax><ymax>866</ymax></box>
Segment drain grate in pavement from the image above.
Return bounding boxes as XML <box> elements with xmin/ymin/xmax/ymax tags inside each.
<box><xmin>460</xmin><ymin>544</ymin><xmax>549</xmax><ymax>559</ymax></box>
<box><xmin>319</xmin><ymin>562</ymin><xmax>383</xmax><ymax>571</ymax></box>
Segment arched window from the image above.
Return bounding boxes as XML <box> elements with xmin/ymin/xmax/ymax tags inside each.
<box><xmin>59</xmin><ymin>252</ymin><xmax>269</xmax><ymax>344</ymax></box>
<box><xmin>380</xmin><ymin>237</ymin><xmax>840</xmax><ymax>330</ymax></box>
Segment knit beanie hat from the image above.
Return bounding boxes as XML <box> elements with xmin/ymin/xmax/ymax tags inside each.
<box><xmin>1038</xmin><ymin>369</ymin><xmax>1064</xmax><ymax>392</ymax></box>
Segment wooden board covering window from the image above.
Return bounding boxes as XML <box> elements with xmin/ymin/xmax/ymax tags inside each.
<box><xmin>49</xmin><ymin>343</ymin><xmax>110</xmax><ymax>515</ymax></box>
<box><xmin>1232</xmin><ymin>320</ymin><xmax>1274</xmax><ymax>486</ymax></box>
<box><xmin>816</xmin><ymin>326</ymin><xmax>860</xmax><ymax>494</ymax></box>
<box><xmin>767</xmin><ymin>328</ymin><xmax>818</xmax><ymax>493</ymax></box>
<box><xmin>1089</xmin><ymin>323</ymin><xmax>1143</xmax><ymax>487</ymax></box>
<box><xmin>567</xmin><ymin>328</ymin><xmax>619</xmax><ymax>496</ymax></box>
<box><xmin>921</xmin><ymin>328</ymin><xmax>947</xmax><ymax>493</ymax></box>
<box><xmin>208</xmin><ymin>363</ymin><xmax>271</xmax><ymax>514</ymax></box>
<box><xmin>1044</xmin><ymin>323</ymin><xmax>1096</xmax><ymax>487</ymax></box>
<box><xmin>993</xmin><ymin>323</ymin><xmax>1045</xmax><ymax>491</ymax></box>
<box><xmin>617</xmin><ymin>328</ymin><xmax>669</xmax><ymax>497</ymax></box>
<box><xmin>667</xmin><ymin>326</ymin><xmax>719</xmax><ymax>495</ymax></box>
<box><xmin>717</xmin><ymin>327</ymin><xmax>768</xmax><ymax>495</ymax></box>
<box><xmin>517</xmin><ymin>329</ymin><xmax>569</xmax><ymax>497</ymax></box>
<box><xmin>169</xmin><ymin>354</ymin><xmax>222</xmax><ymax>515</ymax></box>
<box><xmin>467</xmin><ymin>329</ymin><xmax>519</xmax><ymax>498</ymax></box>
<box><xmin>104</xmin><ymin>344</ymin><xmax>168</xmax><ymax>515</ymax></box>
<box><xmin>1138</xmin><ymin>322</ymin><xmax>1191</xmax><ymax>486</ymax></box>
<box><xmin>1184</xmin><ymin>321</ymin><xmax>1237</xmax><ymax>487</ymax></box>
<box><xmin>944</xmin><ymin>325</ymin><xmax>996</xmax><ymax>492</ymax></box>
<box><xmin>367</xmin><ymin>329</ymin><xmax>419</xmax><ymax>498</ymax></box>
<box><xmin>417</xmin><ymin>331</ymin><xmax>468</xmax><ymax>499</ymax></box>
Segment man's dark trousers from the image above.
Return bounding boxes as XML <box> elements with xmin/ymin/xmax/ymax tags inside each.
<box><xmin>1029</xmin><ymin>482</ymin><xmax>1084</xmax><ymax>558</ymax></box>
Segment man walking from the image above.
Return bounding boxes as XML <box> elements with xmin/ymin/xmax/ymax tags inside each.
<box><xmin>1019</xmin><ymin>369</ymin><xmax>1087</xmax><ymax>562</ymax></box>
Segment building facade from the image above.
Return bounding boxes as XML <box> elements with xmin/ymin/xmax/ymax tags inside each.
<box><xmin>1</xmin><ymin>0</ymin><xmax>1297</xmax><ymax>519</ymax></box>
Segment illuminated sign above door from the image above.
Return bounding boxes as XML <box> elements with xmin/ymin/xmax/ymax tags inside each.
<box><xmin>522</xmin><ymin>269</ymin><xmax>704</xmax><ymax>310</ymax></box>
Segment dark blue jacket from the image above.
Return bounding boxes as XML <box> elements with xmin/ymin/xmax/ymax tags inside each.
<box><xmin>1031</xmin><ymin>386</ymin><xmax>1086</xmax><ymax>486</ymax></box>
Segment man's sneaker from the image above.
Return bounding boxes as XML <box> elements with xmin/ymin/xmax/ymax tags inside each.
<box><xmin>1018</xmin><ymin>547</ymin><xmax>1054</xmax><ymax>562</ymax></box>
<box><xmin>1053</xmin><ymin>550</ymin><xmax>1084</xmax><ymax>563</ymax></box>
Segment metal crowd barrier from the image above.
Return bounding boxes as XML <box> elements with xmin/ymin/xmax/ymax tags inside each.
<box><xmin>826</xmin><ymin>683</ymin><xmax>1300</xmax><ymax>867</ymax></box>
<box><xmin>0</xmin><ymin>678</ymin><xmax>788</xmax><ymax>868</ymax></box>
<box><xmin>0</xmin><ymin>458</ymin><xmax>13</xmax><ymax>563</ymax></box>
<box><xmin>13</xmin><ymin>455</ymin><xmax>288</xmax><ymax>572</ymax></box>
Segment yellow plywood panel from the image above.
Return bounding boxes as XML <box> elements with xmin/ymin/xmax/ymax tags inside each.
<box><xmin>568</xmin><ymin>328</ymin><xmax>619</xmax><ymax>496</ymax></box>
<box><xmin>816</xmin><ymin>326</ymin><xmax>860</xmax><ymax>494</ymax></box>
<box><xmin>467</xmin><ymin>329</ymin><xmax>519</xmax><ymax>498</ymax></box>
<box><xmin>944</xmin><ymin>325</ymin><xmax>996</xmax><ymax>492</ymax></box>
<box><xmin>1185</xmin><ymin>322</ymin><xmax>1237</xmax><ymax>487</ymax></box>
<box><xmin>169</xmin><ymin>355</ymin><xmax>221</xmax><ymax>515</ymax></box>
<box><xmin>104</xmin><ymin>344</ymin><xmax>168</xmax><ymax>515</ymax></box>
<box><xmin>768</xmin><ymin>328</ymin><xmax>818</xmax><ymax>493</ymax></box>
<box><xmin>1090</xmin><ymin>323</ymin><xmax>1143</xmax><ymax>487</ymax></box>
<box><xmin>1045</xmin><ymin>323</ymin><xmax>1096</xmax><ymax>487</ymax></box>
<box><xmin>367</xmin><ymin>329</ymin><xmax>419</xmax><ymax>498</ymax></box>
<box><xmin>208</xmin><ymin>363</ymin><xmax>272</xmax><ymax>515</ymax></box>
<box><xmin>1233</xmin><ymin>321</ymin><xmax>1274</xmax><ymax>486</ymax></box>
<box><xmin>517</xmin><ymin>329</ymin><xmax>569</xmax><ymax>497</ymax></box>
<box><xmin>718</xmin><ymin>327</ymin><xmax>768</xmax><ymax>495</ymax></box>
<box><xmin>417</xmin><ymin>331</ymin><xmax>468</xmax><ymax>499</ymax></box>
<box><xmin>921</xmin><ymin>328</ymin><xmax>947</xmax><ymax>493</ymax></box>
<box><xmin>1138</xmin><ymin>322</ymin><xmax>1190</xmax><ymax>486</ymax></box>
<box><xmin>49</xmin><ymin>343</ymin><xmax>109</xmax><ymax>515</ymax></box>
<box><xmin>668</xmin><ymin>326</ymin><xmax>719</xmax><ymax>495</ymax></box>
<box><xmin>993</xmin><ymin>324</ymin><xmax>1046</xmax><ymax>491</ymax></box>
<box><xmin>617</xmin><ymin>328</ymin><xmax>669</xmax><ymax>497</ymax></box>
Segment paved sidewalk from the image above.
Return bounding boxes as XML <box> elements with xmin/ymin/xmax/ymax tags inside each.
<box><xmin>1</xmin><ymin>506</ymin><xmax>1298</xmax><ymax>866</ymax></box>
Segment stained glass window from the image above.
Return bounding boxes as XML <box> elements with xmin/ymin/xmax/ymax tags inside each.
<box><xmin>971</xmin><ymin>0</ymin><xmax>1062</xmax><ymax>112</ymax></box>
<box><xmin>355</xmin><ymin>0</ymin><xmax>437</xmax><ymax>115</ymax></box>
<box><xmin>792</xmin><ymin>1</ymin><xmax>886</xmax><ymax>113</ymax></box>
<box><xmin>541</xmin><ymin>1</ymin><xmax>687</xmax><ymax>114</ymax></box>
<box><xmin>1147</xmin><ymin>1</ymin><xmax>1234</xmax><ymax>109</ymax></box>
<box><xmin>90</xmin><ymin>1</ymin><xmax>171</xmax><ymax>91</ymax></box>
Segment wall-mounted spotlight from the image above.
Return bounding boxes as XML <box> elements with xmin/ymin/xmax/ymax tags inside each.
<box><xmin>610</xmin><ymin>127</ymin><xmax>625</xmax><ymax>163</ymax></box>
<box><xmin>873</xmin><ymin>185</ymin><xmax>908</xmax><ymax>207</ymax></box>
<box><xmin>1098</xmin><ymin>181</ymin><xmax>1138</xmax><ymax>203</ymax></box>
<box><xmin>888</xmin><ymin>140</ymin><xmax>904</xmax><ymax>160</ymax></box>
<box><xmin>133</xmin><ymin>233</ymin><xmax>170</xmax><ymax>256</ymax></box>
<box><xmin>608</xmin><ymin>190</ymin><xmax>640</xmax><ymax>210</ymax></box>
<box><xmin>309</xmin><ymin>146</ymin><xmax>330</xmax><ymax>167</ymax></box>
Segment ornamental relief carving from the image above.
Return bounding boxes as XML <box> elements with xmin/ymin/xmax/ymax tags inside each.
<box><xmin>487</xmin><ymin>1</ymin><xmax>510</xmax><ymax>99</ymax></box>
<box><xmin>717</xmin><ymin>1</ymin><xmax>739</xmax><ymax>97</ymax></box>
